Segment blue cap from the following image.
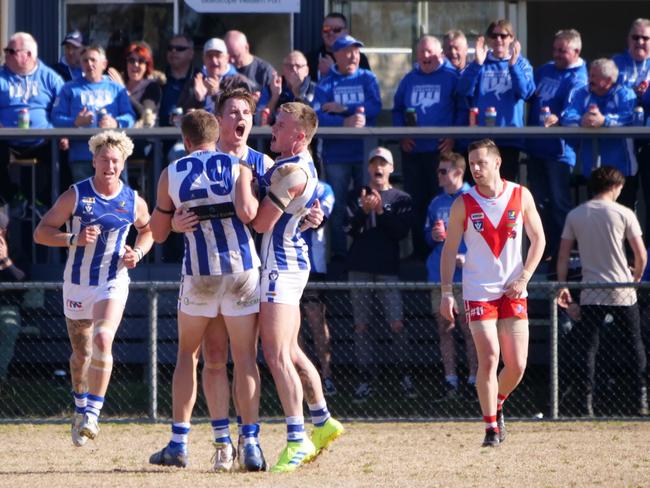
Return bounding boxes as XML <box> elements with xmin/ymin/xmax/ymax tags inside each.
<box><xmin>332</xmin><ymin>35</ymin><xmax>364</xmax><ymax>53</ymax></box>
<box><xmin>62</xmin><ymin>30</ymin><xmax>83</xmax><ymax>47</ymax></box>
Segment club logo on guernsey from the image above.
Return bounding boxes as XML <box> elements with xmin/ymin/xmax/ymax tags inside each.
<box><xmin>471</xmin><ymin>211</ymin><xmax>484</xmax><ymax>232</ymax></box>
<box><xmin>508</xmin><ymin>210</ymin><xmax>516</xmax><ymax>220</ymax></box>
<box><xmin>116</xmin><ymin>201</ymin><xmax>129</xmax><ymax>213</ymax></box>
<box><xmin>269</xmin><ymin>270</ymin><xmax>279</xmax><ymax>282</ymax></box>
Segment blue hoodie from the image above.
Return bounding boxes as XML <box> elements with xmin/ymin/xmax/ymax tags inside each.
<box><xmin>526</xmin><ymin>59</ymin><xmax>588</xmax><ymax>165</ymax></box>
<box><xmin>561</xmin><ymin>83</ymin><xmax>637</xmax><ymax>176</ymax></box>
<box><xmin>424</xmin><ymin>182</ymin><xmax>470</xmax><ymax>282</ymax></box>
<box><xmin>52</xmin><ymin>76</ymin><xmax>135</xmax><ymax>162</ymax></box>
<box><xmin>313</xmin><ymin>66</ymin><xmax>381</xmax><ymax>165</ymax></box>
<box><xmin>0</xmin><ymin>62</ymin><xmax>64</xmax><ymax>146</ymax></box>
<box><xmin>457</xmin><ymin>52</ymin><xmax>535</xmax><ymax>148</ymax></box>
<box><xmin>392</xmin><ymin>60</ymin><xmax>460</xmax><ymax>153</ymax></box>
<box><xmin>613</xmin><ymin>51</ymin><xmax>650</xmax><ymax>91</ymax></box>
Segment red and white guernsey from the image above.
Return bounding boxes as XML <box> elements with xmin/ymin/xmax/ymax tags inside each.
<box><xmin>461</xmin><ymin>180</ymin><xmax>524</xmax><ymax>301</ymax></box>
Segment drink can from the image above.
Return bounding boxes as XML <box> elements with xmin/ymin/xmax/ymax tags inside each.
<box><xmin>634</xmin><ymin>106</ymin><xmax>645</xmax><ymax>126</ymax></box>
<box><xmin>356</xmin><ymin>106</ymin><xmax>365</xmax><ymax>114</ymax></box>
<box><xmin>639</xmin><ymin>80</ymin><xmax>649</xmax><ymax>93</ymax></box>
<box><xmin>485</xmin><ymin>106</ymin><xmax>497</xmax><ymax>127</ymax></box>
<box><xmin>539</xmin><ymin>106</ymin><xmax>551</xmax><ymax>126</ymax></box>
<box><xmin>405</xmin><ymin>107</ymin><xmax>417</xmax><ymax>126</ymax></box>
<box><xmin>97</xmin><ymin>108</ymin><xmax>108</xmax><ymax>124</ymax></box>
<box><xmin>434</xmin><ymin>219</ymin><xmax>447</xmax><ymax>240</ymax></box>
<box><xmin>17</xmin><ymin>108</ymin><xmax>29</xmax><ymax>129</ymax></box>
<box><xmin>170</xmin><ymin>107</ymin><xmax>183</xmax><ymax>128</ymax></box>
<box><xmin>469</xmin><ymin>107</ymin><xmax>479</xmax><ymax>126</ymax></box>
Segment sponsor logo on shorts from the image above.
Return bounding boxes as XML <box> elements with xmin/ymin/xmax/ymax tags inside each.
<box><xmin>66</xmin><ymin>299</ymin><xmax>83</xmax><ymax>310</ymax></box>
<box><xmin>237</xmin><ymin>296</ymin><xmax>260</xmax><ymax>307</ymax></box>
<box><xmin>469</xmin><ymin>305</ymin><xmax>484</xmax><ymax>318</ymax></box>
<box><xmin>515</xmin><ymin>303</ymin><xmax>525</xmax><ymax>314</ymax></box>
<box><xmin>269</xmin><ymin>270</ymin><xmax>279</xmax><ymax>282</ymax></box>
<box><xmin>181</xmin><ymin>296</ymin><xmax>207</xmax><ymax>306</ymax></box>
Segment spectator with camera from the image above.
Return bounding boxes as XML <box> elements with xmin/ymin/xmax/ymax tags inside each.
<box><xmin>345</xmin><ymin>147</ymin><xmax>415</xmax><ymax>402</ymax></box>
<box><xmin>557</xmin><ymin>166</ymin><xmax>648</xmax><ymax>417</ymax></box>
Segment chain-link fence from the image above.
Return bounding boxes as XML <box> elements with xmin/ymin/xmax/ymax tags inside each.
<box><xmin>1</xmin><ymin>281</ymin><xmax>648</xmax><ymax>420</ymax></box>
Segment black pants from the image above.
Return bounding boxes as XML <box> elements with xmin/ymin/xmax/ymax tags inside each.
<box><xmin>578</xmin><ymin>304</ymin><xmax>647</xmax><ymax>398</ymax></box>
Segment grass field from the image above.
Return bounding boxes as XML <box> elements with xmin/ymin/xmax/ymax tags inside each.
<box><xmin>1</xmin><ymin>420</ymin><xmax>649</xmax><ymax>488</ymax></box>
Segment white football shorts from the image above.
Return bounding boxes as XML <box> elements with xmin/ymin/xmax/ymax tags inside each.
<box><xmin>62</xmin><ymin>276</ymin><xmax>130</xmax><ymax>321</ymax></box>
<box><xmin>260</xmin><ymin>268</ymin><xmax>309</xmax><ymax>305</ymax></box>
<box><xmin>178</xmin><ymin>268</ymin><xmax>260</xmax><ymax>318</ymax></box>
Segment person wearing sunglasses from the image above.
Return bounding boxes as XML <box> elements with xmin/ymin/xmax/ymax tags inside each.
<box><xmin>458</xmin><ymin>19</ymin><xmax>535</xmax><ymax>182</ymax></box>
<box><xmin>424</xmin><ymin>152</ymin><xmax>476</xmax><ymax>401</ymax></box>
<box><xmin>159</xmin><ymin>34</ymin><xmax>197</xmax><ymax>127</ymax></box>
<box><xmin>306</xmin><ymin>12</ymin><xmax>371</xmax><ymax>82</ymax></box>
<box><xmin>615</xmin><ymin>19</ymin><xmax>650</xmax><ymax>234</ymax></box>
<box><xmin>0</xmin><ymin>32</ymin><xmax>64</xmax><ymax>212</ymax></box>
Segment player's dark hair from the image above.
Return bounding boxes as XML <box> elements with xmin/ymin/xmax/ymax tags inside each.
<box><xmin>181</xmin><ymin>109</ymin><xmax>219</xmax><ymax>146</ymax></box>
<box><xmin>439</xmin><ymin>151</ymin><xmax>466</xmax><ymax>173</ymax></box>
<box><xmin>468</xmin><ymin>139</ymin><xmax>501</xmax><ymax>159</ymax></box>
<box><xmin>215</xmin><ymin>88</ymin><xmax>257</xmax><ymax>116</ymax></box>
<box><xmin>588</xmin><ymin>166</ymin><xmax>625</xmax><ymax>195</ymax></box>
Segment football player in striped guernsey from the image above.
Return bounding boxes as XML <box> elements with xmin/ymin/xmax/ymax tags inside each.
<box><xmin>148</xmin><ymin>109</ymin><xmax>264</xmax><ymax>470</ymax></box>
<box><xmin>34</xmin><ymin>130</ymin><xmax>153</xmax><ymax>446</ymax></box>
<box><xmin>252</xmin><ymin>102</ymin><xmax>343</xmax><ymax>473</ymax></box>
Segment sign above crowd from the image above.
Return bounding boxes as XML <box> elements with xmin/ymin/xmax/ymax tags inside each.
<box><xmin>184</xmin><ymin>0</ymin><xmax>300</xmax><ymax>13</ymax></box>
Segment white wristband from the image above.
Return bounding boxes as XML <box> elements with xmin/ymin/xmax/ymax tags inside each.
<box><xmin>134</xmin><ymin>247</ymin><xmax>144</xmax><ymax>262</ymax></box>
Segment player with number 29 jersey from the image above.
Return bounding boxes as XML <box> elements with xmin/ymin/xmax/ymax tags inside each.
<box><xmin>167</xmin><ymin>149</ymin><xmax>260</xmax><ymax>276</ymax></box>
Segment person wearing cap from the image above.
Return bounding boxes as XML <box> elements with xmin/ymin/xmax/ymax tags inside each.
<box><xmin>306</xmin><ymin>12</ymin><xmax>371</xmax><ymax>82</ymax></box>
<box><xmin>53</xmin><ymin>31</ymin><xmax>84</xmax><ymax>82</ymax></box>
<box><xmin>392</xmin><ymin>34</ymin><xmax>461</xmax><ymax>260</ymax></box>
<box><xmin>0</xmin><ymin>211</ymin><xmax>27</xmax><ymax>392</ymax></box>
<box><xmin>344</xmin><ymin>146</ymin><xmax>415</xmax><ymax>402</ymax></box>
<box><xmin>180</xmin><ymin>37</ymin><xmax>255</xmax><ymax>114</ymax></box>
<box><xmin>313</xmin><ymin>34</ymin><xmax>381</xmax><ymax>263</ymax></box>
<box><xmin>0</xmin><ymin>32</ymin><xmax>64</xmax><ymax>210</ymax></box>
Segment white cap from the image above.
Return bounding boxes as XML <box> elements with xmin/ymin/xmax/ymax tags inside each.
<box><xmin>203</xmin><ymin>38</ymin><xmax>227</xmax><ymax>55</ymax></box>
<box><xmin>368</xmin><ymin>146</ymin><xmax>394</xmax><ymax>165</ymax></box>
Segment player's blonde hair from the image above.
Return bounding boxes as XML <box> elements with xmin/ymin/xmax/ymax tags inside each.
<box><xmin>277</xmin><ymin>102</ymin><xmax>318</xmax><ymax>144</ymax></box>
<box><xmin>88</xmin><ymin>130</ymin><xmax>134</xmax><ymax>160</ymax></box>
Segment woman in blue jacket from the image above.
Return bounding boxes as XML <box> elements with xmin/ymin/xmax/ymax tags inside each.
<box><xmin>458</xmin><ymin>19</ymin><xmax>535</xmax><ymax>181</ymax></box>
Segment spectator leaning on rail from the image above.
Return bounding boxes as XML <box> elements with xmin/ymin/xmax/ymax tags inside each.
<box><xmin>313</xmin><ymin>34</ymin><xmax>381</xmax><ymax>263</ymax></box>
<box><xmin>0</xmin><ymin>32</ymin><xmax>64</xmax><ymax>207</ymax></box>
<box><xmin>560</xmin><ymin>58</ymin><xmax>638</xmax><ymax>210</ymax></box>
<box><xmin>52</xmin><ymin>44</ymin><xmax>135</xmax><ymax>183</ymax></box>
<box><xmin>457</xmin><ymin>19</ymin><xmax>535</xmax><ymax>181</ymax></box>
<box><xmin>392</xmin><ymin>34</ymin><xmax>460</xmax><ymax>260</ymax></box>
<box><xmin>526</xmin><ymin>29</ymin><xmax>588</xmax><ymax>269</ymax></box>
<box><xmin>306</xmin><ymin>12</ymin><xmax>372</xmax><ymax>82</ymax></box>
<box><xmin>557</xmin><ymin>166</ymin><xmax>648</xmax><ymax>417</ymax></box>
<box><xmin>52</xmin><ymin>30</ymin><xmax>84</xmax><ymax>83</ymax></box>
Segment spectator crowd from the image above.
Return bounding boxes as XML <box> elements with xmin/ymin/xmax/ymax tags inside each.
<box><xmin>2</xmin><ymin>14</ymin><xmax>650</xmax><ymax>409</ymax></box>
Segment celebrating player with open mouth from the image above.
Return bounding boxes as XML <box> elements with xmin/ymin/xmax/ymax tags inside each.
<box><xmin>439</xmin><ymin>138</ymin><xmax>545</xmax><ymax>447</ymax></box>
<box><xmin>34</xmin><ymin>131</ymin><xmax>153</xmax><ymax>446</ymax></box>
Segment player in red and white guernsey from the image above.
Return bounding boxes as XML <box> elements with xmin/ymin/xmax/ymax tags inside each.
<box><xmin>440</xmin><ymin>139</ymin><xmax>545</xmax><ymax>447</ymax></box>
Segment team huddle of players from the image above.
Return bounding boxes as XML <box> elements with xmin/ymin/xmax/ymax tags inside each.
<box><xmin>33</xmin><ymin>86</ymin><xmax>545</xmax><ymax>472</ymax></box>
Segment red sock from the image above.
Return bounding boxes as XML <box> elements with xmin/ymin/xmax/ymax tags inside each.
<box><xmin>497</xmin><ymin>393</ymin><xmax>508</xmax><ymax>412</ymax></box>
<box><xmin>483</xmin><ymin>415</ymin><xmax>498</xmax><ymax>432</ymax></box>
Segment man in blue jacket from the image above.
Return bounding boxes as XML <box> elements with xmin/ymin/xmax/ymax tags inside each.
<box><xmin>52</xmin><ymin>45</ymin><xmax>135</xmax><ymax>183</ymax></box>
<box><xmin>314</xmin><ymin>35</ymin><xmax>381</xmax><ymax>261</ymax></box>
<box><xmin>458</xmin><ymin>19</ymin><xmax>535</xmax><ymax>181</ymax></box>
<box><xmin>526</xmin><ymin>29</ymin><xmax>587</xmax><ymax>266</ymax></box>
<box><xmin>561</xmin><ymin>58</ymin><xmax>638</xmax><ymax>209</ymax></box>
<box><xmin>0</xmin><ymin>32</ymin><xmax>64</xmax><ymax>207</ymax></box>
<box><xmin>392</xmin><ymin>35</ymin><xmax>459</xmax><ymax>260</ymax></box>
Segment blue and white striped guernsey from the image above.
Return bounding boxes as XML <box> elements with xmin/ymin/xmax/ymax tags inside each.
<box><xmin>258</xmin><ymin>150</ymin><xmax>318</xmax><ymax>272</ymax></box>
<box><xmin>302</xmin><ymin>180</ymin><xmax>335</xmax><ymax>274</ymax></box>
<box><xmin>168</xmin><ymin>149</ymin><xmax>260</xmax><ymax>276</ymax></box>
<box><xmin>63</xmin><ymin>178</ymin><xmax>136</xmax><ymax>286</ymax></box>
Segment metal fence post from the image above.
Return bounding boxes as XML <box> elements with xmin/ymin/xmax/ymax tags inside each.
<box><xmin>148</xmin><ymin>286</ymin><xmax>158</xmax><ymax>420</ymax></box>
<box><xmin>549</xmin><ymin>289</ymin><xmax>559</xmax><ymax>419</ymax></box>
